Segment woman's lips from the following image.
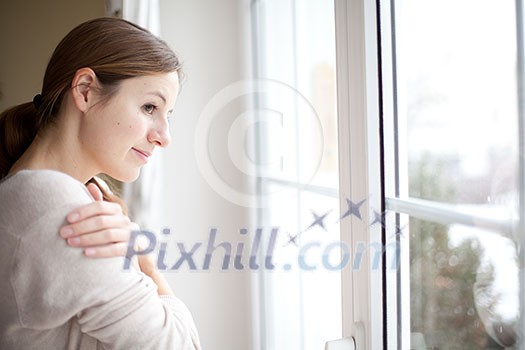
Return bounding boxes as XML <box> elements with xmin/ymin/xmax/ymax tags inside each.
<box><xmin>132</xmin><ymin>148</ymin><xmax>151</xmax><ymax>162</ymax></box>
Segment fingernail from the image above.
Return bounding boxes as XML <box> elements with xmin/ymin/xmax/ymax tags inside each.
<box><xmin>68</xmin><ymin>213</ymin><xmax>80</xmax><ymax>223</ymax></box>
<box><xmin>67</xmin><ymin>237</ymin><xmax>80</xmax><ymax>245</ymax></box>
<box><xmin>85</xmin><ymin>248</ymin><xmax>96</xmax><ymax>256</ymax></box>
<box><xmin>61</xmin><ymin>227</ymin><xmax>73</xmax><ymax>237</ymax></box>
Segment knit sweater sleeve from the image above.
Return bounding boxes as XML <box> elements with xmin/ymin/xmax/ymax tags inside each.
<box><xmin>9</xmin><ymin>170</ymin><xmax>201</xmax><ymax>350</ymax></box>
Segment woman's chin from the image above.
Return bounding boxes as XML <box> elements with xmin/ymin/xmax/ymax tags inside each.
<box><xmin>111</xmin><ymin>169</ymin><xmax>141</xmax><ymax>183</ymax></box>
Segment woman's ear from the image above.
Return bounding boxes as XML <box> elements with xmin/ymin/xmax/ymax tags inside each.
<box><xmin>71</xmin><ymin>67</ymin><xmax>99</xmax><ymax>113</ymax></box>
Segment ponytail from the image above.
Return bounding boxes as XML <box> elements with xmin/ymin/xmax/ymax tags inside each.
<box><xmin>0</xmin><ymin>102</ymin><xmax>41</xmax><ymax>179</ymax></box>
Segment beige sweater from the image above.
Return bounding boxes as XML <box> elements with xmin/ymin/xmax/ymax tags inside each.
<box><xmin>0</xmin><ymin>170</ymin><xmax>201</xmax><ymax>350</ymax></box>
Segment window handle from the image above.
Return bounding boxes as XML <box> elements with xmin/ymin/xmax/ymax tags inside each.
<box><xmin>325</xmin><ymin>322</ymin><xmax>365</xmax><ymax>350</ymax></box>
<box><xmin>325</xmin><ymin>337</ymin><xmax>355</xmax><ymax>350</ymax></box>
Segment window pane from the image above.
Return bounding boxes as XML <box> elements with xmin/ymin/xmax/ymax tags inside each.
<box><xmin>260</xmin><ymin>183</ymin><xmax>342</xmax><ymax>350</ymax></box>
<box><xmin>408</xmin><ymin>217</ymin><xmax>519</xmax><ymax>349</ymax></box>
<box><xmin>255</xmin><ymin>1</ymin><xmax>340</xmax><ymax>348</ymax></box>
<box><xmin>258</xmin><ymin>0</ymin><xmax>338</xmax><ymax>188</ymax></box>
<box><xmin>397</xmin><ymin>0</ymin><xmax>518</xmax><ymax>214</ymax></box>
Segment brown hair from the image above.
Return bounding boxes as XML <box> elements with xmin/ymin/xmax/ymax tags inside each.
<box><xmin>0</xmin><ymin>17</ymin><xmax>183</xmax><ymax>212</ymax></box>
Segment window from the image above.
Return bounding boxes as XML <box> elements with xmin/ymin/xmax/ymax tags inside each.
<box><xmin>382</xmin><ymin>0</ymin><xmax>522</xmax><ymax>348</ymax></box>
<box><xmin>251</xmin><ymin>0</ymin><xmax>524</xmax><ymax>348</ymax></box>
<box><xmin>251</xmin><ymin>0</ymin><xmax>341</xmax><ymax>349</ymax></box>
<box><xmin>329</xmin><ymin>0</ymin><xmax>524</xmax><ymax>349</ymax></box>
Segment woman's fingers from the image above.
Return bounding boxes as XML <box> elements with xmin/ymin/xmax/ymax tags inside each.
<box><xmin>60</xmin><ymin>183</ymin><xmax>142</xmax><ymax>260</ymax></box>
<box><xmin>65</xmin><ymin>227</ymin><xmax>132</xmax><ymax>248</ymax></box>
<box><xmin>65</xmin><ymin>200</ymin><xmax>123</xmax><ymax>224</ymax></box>
<box><xmin>70</xmin><ymin>224</ymin><xmax>143</xmax><ymax>260</ymax></box>
<box><xmin>87</xmin><ymin>182</ymin><xmax>104</xmax><ymax>201</ymax></box>
<box><xmin>60</xmin><ymin>214</ymin><xmax>130</xmax><ymax>239</ymax></box>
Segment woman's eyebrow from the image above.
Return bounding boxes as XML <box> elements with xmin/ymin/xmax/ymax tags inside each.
<box><xmin>147</xmin><ymin>91</ymin><xmax>167</xmax><ymax>104</ymax></box>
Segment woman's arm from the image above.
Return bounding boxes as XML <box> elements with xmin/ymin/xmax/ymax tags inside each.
<box><xmin>12</xmin><ymin>171</ymin><xmax>201</xmax><ymax>349</ymax></box>
<box><xmin>59</xmin><ymin>183</ymin><xmax>175</xmax><ymax>296</ymax></box>
<box><xmin>60</xmin><ymin>183</ymin><xmax>135</xmax><ymax>258</ymax></box>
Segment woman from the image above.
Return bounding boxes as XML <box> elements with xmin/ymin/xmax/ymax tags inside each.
<box><xmin>0</xmin><ymin>17</ymin><xmax>201</xmax><ymax>349</ymax></box>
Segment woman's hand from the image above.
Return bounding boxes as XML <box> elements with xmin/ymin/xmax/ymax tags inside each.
<box><xmin>60</xmin><ymin>184</ymin><xmax>173</xmax><ymax>295</ymax></box>
<box><xmin>60</xmin><ymin>183</ymin><xmax>139</xmax><ymax>258</ymax></box>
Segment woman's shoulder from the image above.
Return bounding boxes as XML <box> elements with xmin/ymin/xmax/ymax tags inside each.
<box><xmin>0</xmin><ymin>169</ymin><xmax>93</xmax><ymax>225</ymax></box>
<box><xmin>2</xmin><ymin>168</ymin><xmax>82</xmax><ymax>185</ymax></box>
<box><xmin>1</xmin><ymin>169</ymin><xmax>91</xmax><ymax>200</ymax></box>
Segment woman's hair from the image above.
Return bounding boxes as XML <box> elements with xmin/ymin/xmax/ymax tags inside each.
<box><xmin>0</xmin><ymin>17</ymin><xmax>183</xmax><ymax>212</ymax></box>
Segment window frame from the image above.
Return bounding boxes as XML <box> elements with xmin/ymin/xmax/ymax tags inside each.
<box><xmin>253</xmin><ymin>0</ymin><xmax>525</xmax><ymax>348</ymax></box>
<box><xmin>378</xmin><ymin>0</ymin><xmax>525</xmax><ymax>348</ymax></box>
<box><xmin>334</xmin><ymin>0</ymin><xmax>385</xmax><ymax>348</ymax></box>
<box><xmin>336</xmin><ymin>0</ymin><xmax>525</xmax><ymax>349</ymax></box>
<box><xmin>517</xmin><ymin>0</ymin><xmax>525</xmax><ymax>340</ymax></box>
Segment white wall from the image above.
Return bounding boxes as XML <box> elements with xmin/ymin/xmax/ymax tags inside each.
<box><xmin>158</xmin><ymin>1</ymin><xmax>254</xmax><ymax>349</ymax></box>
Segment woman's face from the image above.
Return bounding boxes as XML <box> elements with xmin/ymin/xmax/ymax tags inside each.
<box><xmin>80</xmin><ymin>72</ymin><xmax>180</xmax><ymax>182</ymax></box>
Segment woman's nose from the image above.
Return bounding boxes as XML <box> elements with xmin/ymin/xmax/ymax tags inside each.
<box><xmin>147</xmin><ymin>119</ymin><xmax>171</xmax><ymax>147</ymax></box>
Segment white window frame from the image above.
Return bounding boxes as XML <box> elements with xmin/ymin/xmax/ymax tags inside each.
<box><xmin>334</xmin><ymin>0</ymin><xmax>385</xmax><ymax>348</ymax></box>
<box><xmin>335</xmin><ymin>0</ymin><xmax>525</xmax><ymax>349</ymax></box>
<box><xmin>252</xmin><ymin>0</ymin><xmax>525</xmax><ymax>348</ymax></box>
<box><xmin>517</xmin><ymin>0</ymin><xmax>525</xmax><ymax>342</ymax></box>
<box><xmin>383</xmin><ymin>0</ymin><xmax>525</xmax><ymax>348</ymax></box>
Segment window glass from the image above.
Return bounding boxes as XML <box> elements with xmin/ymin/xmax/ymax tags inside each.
<box><xmin>399</xmin><ymin>0</ymin><xmax>518</xmax><ymax>212</ymax></box>
<box><xmin>261</xmin><ymin>183</ymin><xmax>342</xmax><ymax>349</ymax></box>
<box><xmin>387</xmin><ymin>0</ymin><xmax>522</xmax><ymax>349</ymax></box>
<box><xmin>254</xmin><ymin>1</ymin><xmax>340</xmax><ymax>348</ymax></box>
<box><xmin>408</xmin><ymin>217</ymin><xmax>518</xmax><ymax>349</ymax></box>
<box><xmin>257</xmin><ymin>0</ymin><xmax>338</xmax><ymax>188</ymax></box>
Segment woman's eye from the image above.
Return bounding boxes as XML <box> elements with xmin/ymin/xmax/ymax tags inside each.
<box><xmin>143</xmin><ymin>104</ymin><xmax>157</xmax><ymax>114</ymax></box>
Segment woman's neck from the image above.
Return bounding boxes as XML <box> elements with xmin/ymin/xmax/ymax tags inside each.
<box><xmin>8</xmin><ymin>121</ymin><xmax>97</xmax><ymax>184</ymax></box>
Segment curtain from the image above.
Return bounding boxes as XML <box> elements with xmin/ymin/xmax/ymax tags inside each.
<box><xmin>122</xmin><ymin>0</ymin><xmax>160</xmax><ymax>35</ymax></box>
<box><xmin>121</xmin><ymin>0</ymin><xmax>164</xmax><ymax>233</ymax></box>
